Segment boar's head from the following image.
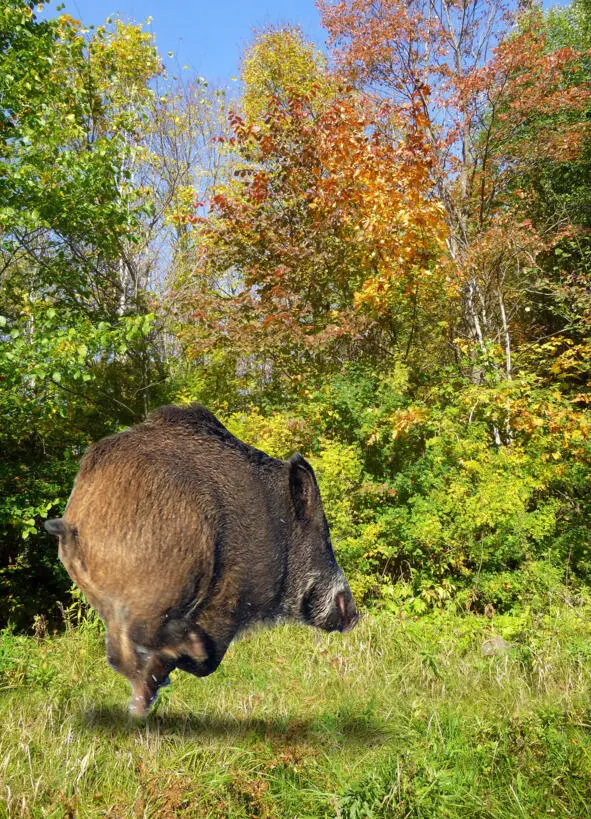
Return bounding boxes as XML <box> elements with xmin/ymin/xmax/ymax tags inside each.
<box><xmin>286</xmin><ymin>453</ymin><xmax>359</xmax><ymax>634</ymax></box>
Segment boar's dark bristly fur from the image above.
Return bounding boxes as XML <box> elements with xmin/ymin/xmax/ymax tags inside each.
<box><xmin>45</xmin><ymin>403</ymin><xmax>358</xmax><ymax>716</ymax></box>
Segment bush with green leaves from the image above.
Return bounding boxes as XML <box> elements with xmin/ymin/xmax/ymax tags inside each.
<box><xmin>223</xmin><ymin>364</ymin><xmax>591</xmax><ymax>615</ymax></box>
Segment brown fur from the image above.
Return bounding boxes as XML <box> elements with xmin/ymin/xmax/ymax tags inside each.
<box><xmin>46</xmin><ymin>404</ymin><xmax>358</xmax><ymax>716</ymax></box>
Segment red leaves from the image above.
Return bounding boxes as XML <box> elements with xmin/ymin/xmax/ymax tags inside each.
<box><xmin>317</xmin><ymin>0</ymin><xmax>591</xmax><ymax>372</ymax></box>
<box><xmin>262</xmin><ymin>311</ymin><xmax>293</xmax><ymax>328</ymax></box>
<box><xmin>249</xmin><ymin>171</ymin><xmax>269</xmax><ymax>203</ymax></box>
<box><xmin>319</xmin><ymin>0</ymin><xmax>590</xmax><ymax>204</ymax></box>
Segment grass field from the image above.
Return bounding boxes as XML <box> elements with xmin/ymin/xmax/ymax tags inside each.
<box><xmin>1</xmin><ymin>599</ymin><xmax>591</xmax><ymax>818</ymax></box>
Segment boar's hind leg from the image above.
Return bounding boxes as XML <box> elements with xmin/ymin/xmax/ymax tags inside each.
<box><xmin>157</xmin><ymin>621</ymin><xmax>213</xmax><ymax>676</ymax></box>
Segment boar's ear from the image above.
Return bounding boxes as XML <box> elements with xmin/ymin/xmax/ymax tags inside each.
<box><xmin>288</xmin><ymin>453</ymin><xmax>318</xmax><ymax>521</ymax></box>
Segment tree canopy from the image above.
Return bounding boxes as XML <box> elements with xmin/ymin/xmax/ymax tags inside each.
<box><xmin>1</xmin><ymin>0</ymin><xmax>590</xmax><ymax>627</ymax></box>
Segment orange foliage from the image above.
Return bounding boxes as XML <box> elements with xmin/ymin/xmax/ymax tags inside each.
<box><xmin>181</xmin><ymin>84</ymin><xmax>446</xmax><ymax>361</ymax></box>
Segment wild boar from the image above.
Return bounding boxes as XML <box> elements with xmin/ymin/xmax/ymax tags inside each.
<box><xmin>45</xmin><ymin>404</ymin><xmax>358</xmax><ymax>716</ymax></box>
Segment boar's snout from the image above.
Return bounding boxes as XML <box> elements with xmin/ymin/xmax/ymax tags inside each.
<box><xmin>335</xmin><ymin>589</ymin><xmax>359</xmax><ymax>633</ymax></box>
<box><xmin>302</xmin><ymin>581</ymin><xmax>359</xmax><ymax>633</ymax></box>
<box><xmin>333</xmin><ymin>588</ymin><xmax>359</xmax><ymax>633</ymax></box>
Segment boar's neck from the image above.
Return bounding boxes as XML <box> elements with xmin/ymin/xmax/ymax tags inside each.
<box><xmin>255</xmin><ymin>461</ymin><xmax>305</xmax><ymax>621</ymax></box>
<box><xmin>245</xmin><ymin>460</ymin><xmax>294</xmax><ymax>619</ymax></box>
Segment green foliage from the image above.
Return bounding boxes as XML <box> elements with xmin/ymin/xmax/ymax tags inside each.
<box><xmin>0</xmin><ymin>7</ymin><xmax>159</xmax><ymax>305</ymax></box>
<box><xmin>0</xmin><ymin>627</ymin><xmax>58</xmax><ymax>690</ymax></box>
<box><xmin>356</xmin><ymin>372</ymin><xmax>590</xmax><ymax>611</ymax></box>
<box><xmin>0</xmin><ymin>5</ymin><xmax>171</xmax><ymax>629</ymax></box>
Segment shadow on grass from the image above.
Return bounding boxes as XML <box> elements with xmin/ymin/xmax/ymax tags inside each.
<box><xmin>75</xmin><ymin>704</ymin><xmax>389</xmax><ymax>746</ymax></box>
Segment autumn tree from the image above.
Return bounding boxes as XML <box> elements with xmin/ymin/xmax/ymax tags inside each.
<box><xmin>507</xmin><ymin>0</ymin><xmax>591</xmax><ymax>391</ymax></box>
<box><xmin>319</xmin><ymin>0</ymin><xmax>591</xmax><ymax>410</ymax></box>
<box><xmin>175</xmin><ymin>27</ymin><xmax>447</xmax><ymax>403</ymax></box>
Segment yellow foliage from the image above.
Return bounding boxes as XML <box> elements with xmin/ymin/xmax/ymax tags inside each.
<box><xmin>226</xmin><ymin>409</ymin><xmax>311</xmax><ymax>460</ymax></box>
<box><xmin>89</xmin><ymin>20</ymin><xmax>161</xmax><ymax>93</ymax></box>
<box><xmin>241</xmin><ymin>26</ymin><xmax>332</xmax><ymax>125</ymax></box>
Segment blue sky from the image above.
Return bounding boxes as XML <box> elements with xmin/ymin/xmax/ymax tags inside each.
<box><xmin>40</xmin><ymin>0</ymin><xmax>327</xmax><ymax>84</ymax></box>
<box><xmin>40</xmin><ymin>0</ymin><xmax>568</xmax><ymax>85</ymax></box>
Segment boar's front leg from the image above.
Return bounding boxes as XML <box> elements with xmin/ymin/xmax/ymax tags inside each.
<box><xmin>154</xmin><ymin>609</ymin><xmax>234</xmax><ymax>679</ymax></box>
<box><xmin>106</xmin><ymin>625</ymin><xmax>176</xmax><ymax>717</ymax></box>
<box><xmin>128</xmin><ymin>651</ymin><xmax>176</xmax><ymax>718</ymax></box>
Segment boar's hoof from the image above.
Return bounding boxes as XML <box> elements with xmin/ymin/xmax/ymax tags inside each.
<box><xmin>129</xmin><ymin>693</ymin><xmax>154</xmax><ymax>719</ymax></box>
<box><xmin>128</xmin><ymin>672</ymin><xmax>170</xmax><ymax>718</ymax></box>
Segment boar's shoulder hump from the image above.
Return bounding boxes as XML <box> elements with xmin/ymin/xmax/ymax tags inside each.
<box><xmin>78</xmin><ymin>403</ymin><xmax>279</xmax><ymax>479</ymax></box>
<box><xmin>78</xmin><ymin>428</ymin><xmax>136</xmax><ymax>477</ymax></box>
<box><xmin>148</xmin><ymin>403</ymin><xmax>277</xmax><ymax>468</ymax></box>
<box><xmin>149</xmin><ymin>404</ymin><xmax>232</xmax><ymax>442</ymax></box>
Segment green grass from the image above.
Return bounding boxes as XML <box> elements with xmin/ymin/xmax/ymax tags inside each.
<box><xmin>1</xmin><ymin>601</ymin><xmax>591</xmax><ymax>817</ymax></box>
